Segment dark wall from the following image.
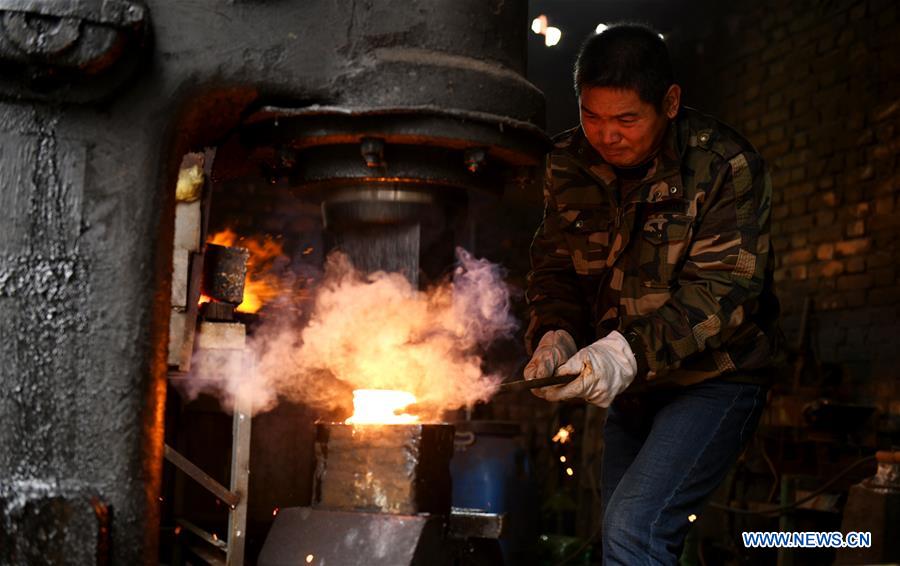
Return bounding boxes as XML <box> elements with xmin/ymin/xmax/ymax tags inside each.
<box><xmin>691</xmin><ymin>0</ymin><xmax>900</xmax><ymax>406</ymax></box>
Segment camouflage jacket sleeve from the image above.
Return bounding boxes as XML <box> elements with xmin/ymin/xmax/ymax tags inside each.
<box><xmin>525</xmin><ymin>159</ymin><xmax>592</xmax><ymax>354</ymax></box>
<box><xmin>624</xmin><ymin>151</ymin><xmax>772</xmax><ymax>379</ymax></box>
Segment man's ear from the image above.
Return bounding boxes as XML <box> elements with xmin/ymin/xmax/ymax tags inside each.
<box><xmin>664</xmin><ymin>84</ymin><xmax>681</xmax><ymax>119</ymax></box>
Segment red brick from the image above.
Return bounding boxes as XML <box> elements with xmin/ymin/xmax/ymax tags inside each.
<box><xmin>852</xmin><ymin>203</ymin><xmax>871</xmax><ymax>218</ymax></box>
<box><xmin>875</xmin><ymin>196</ymin><xmax>895</xmax><ymax>215</ymax></box>
<box><xmin>846</xmin><ymin>291</ymin><xmax>866</xmax><ymax>308</ymax></box>
<box><xmin>773</xmin><ymin>237</ymin><xmax>791</xmax><ymax>252</ymax></box>
<box><xmin>815</xmin><ymin>210</ymin><xmax>836</xmax><ymax>226</ymax></box>
<box><xmin>868</xmin><ymin>215</ymin><xmax>897</xmax><ymax>231</ymax></box>
<box><xmin>846</xmin><ymin>220</ymin><xmax>866</xmax><ymax>238</ymax></box>
<box><xmin>816</xmin><ymin>243</ymin><xmax>835</xmax><ymax>260</ymax></box>
<box><xmin>858</xmin><ymin>164</ymin><xmax>875</xmax><ymax>181</ymax></box>
<box><xmin>817</xmin><ymin>293</ymin><xmax>846</xmax><ymax>310</ymax></box>
<box><xmin>873</xmin><ymin>267</ymin><xmax>895</xmax><ymax>287</ymax></box>
<box><xmin>834</xmin><ymin>238</ymin><xmax>872</xmax><ymax>257</ymax></box>
<box><xmin>816</xmin><ymin>261</ymin><xmax>845</xmax><ymax>278</ymax></box>
<box><xmin>784</xmin><ymin>248</ymin><xmax>814</xmax><ymax>265</ymax></box>
<box><xmin>773</xmin><ymin>204</ymin><xmax>790</xmax><ymax>220</ymax></box>
<box><xmin>836</xmin><ymin>274</ymin><xmax>874</xmax><ymax>291</ymax></box>
<box><xmin>875</xmin><ymin>175</ymin><xmax>900</xmax><ymax>196</ymax></box>
<box><xmin>809</xmin><ymin>224</ymin><xmax>843</xmax><ymax>243</ymax></box>
<box><xmin>869</xmin><ymin>287</ymin><xmax>900</xmax><ymax>306</ymax></box>
<box><xmin>790</xmin><ymin>200</ymin><xmax>807</xmax><ymax>215</ymax></box>
<box><xmin>868</xmin><ymin>251</ymin><xmax>893</xmax><ymax>269</ymax></box>
<box><xmin>846</xmin><ymin>257</ymin><xmax>866</xmax><ymax>273</ymax></box>
<box><xmin>790</xmin><ymin>265</ymin><xmax>808</xmax><ymax>280</ymax></box>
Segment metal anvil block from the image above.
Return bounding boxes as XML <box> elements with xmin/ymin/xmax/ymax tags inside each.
<box><xmin>313</xmin><ymin>423</ymin><xmax>454</xmax><ymax>515</ymax></box>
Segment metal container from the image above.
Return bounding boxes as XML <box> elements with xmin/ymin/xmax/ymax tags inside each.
<box><xmin>313</xmin><ymin>422</ymin><xmax>454</xmax><ymax>515</ymax></box>
<box><xmin>450</xmin><ymin>420</ymin><xmax>537</xmax><ymax>564</ymax></box>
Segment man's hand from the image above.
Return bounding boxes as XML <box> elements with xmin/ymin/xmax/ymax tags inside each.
<box><xmin>524</xmin><ymin>330</ymin><xmax>577</xmax><ymax>397</ymax></box>
<box><xmin>539</xmin><ymin>331</ymin><xmax>638</xmax><ymax>407</ymax></box>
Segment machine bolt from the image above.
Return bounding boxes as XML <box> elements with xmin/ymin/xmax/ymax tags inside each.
<box><xmin>360</xmin><ymin>137</ymin><xmax>385</xmax><ymax>168</ymax></box>
<box><xmin>464</xmin><ymin>147</ymin><xmax>488</xmax><ymax>173</ymax></box>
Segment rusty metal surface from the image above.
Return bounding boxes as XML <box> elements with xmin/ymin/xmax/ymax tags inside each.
<box><xmin>243</xmin><ymin>108</ymin><xmax>549</xmax><ymax>201</ymax></box>
<box><xmin>0</xmin><ymin>0</ymin><xmax>148</xmax><ymax>101</ymax></box>
<box><xmin>314</xmin><ymin>423</ymin><xmax>454</xmax><ymax>515</ymax></box>
<box><xmin>258</xmin><ymin>507</ymin><xmax>448</xmax><ymax>566</ymax></box>
<box><xmin>447</xmin><ymin>508</ymin><xmax>506</xmax><ymax>540</ymax></box>
<box><xmin>0</xmin><ymin>481</ymin><xmax>109</xmax><ymax>565</ymax></box>
<box><xmin>203</xmin><ymin>244</ymin><xmax>250</xmax><ymax>305</ymax></box>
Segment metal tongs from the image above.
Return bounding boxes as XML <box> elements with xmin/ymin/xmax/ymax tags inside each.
<box><xmin>496</xmin><ymin>373</ymin><xmax>576</xmax><ymax>394</ymax></box>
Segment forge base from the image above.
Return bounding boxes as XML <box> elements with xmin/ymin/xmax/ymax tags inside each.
<box><xmin>258</xmin><ymin>507</ymin><xmax>504</xmax><ymax>566</ymax></box>
<box><xmin>313</xmin><ymin>423</ymin><xmax>454</xmax><ymax>515</ymax></box>
<box><xmin>259</xmin><ymin>507</ymin><xmax>444</xmax><ymax>566</ymax></box>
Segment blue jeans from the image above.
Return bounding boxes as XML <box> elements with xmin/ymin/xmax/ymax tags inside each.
<box><xmin>601</xmin><ymin>378</ymin><xmax>767</xmax><ymax>565</ymax></box>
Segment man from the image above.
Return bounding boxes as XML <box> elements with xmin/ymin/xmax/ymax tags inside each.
<box><xmin>523</xmin><ymin>24</ymin><xmax>781</xmax><ymax>564</ymax></box>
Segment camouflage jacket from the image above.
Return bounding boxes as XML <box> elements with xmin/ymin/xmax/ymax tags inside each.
<box><xmin>526</xmin><ymin>107</ymin><xmax>781</xmax><ymax>389</ymax></box>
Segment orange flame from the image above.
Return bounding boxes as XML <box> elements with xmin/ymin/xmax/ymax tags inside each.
<box><xmin>205</xmin><ymin>228</ymin><xmax>288</xmax><ymax>313</ymax></box>
<box><xmin>345</xmin><ymin>389</ymin><xmax>419</xmax><ymax>425</ymax></box>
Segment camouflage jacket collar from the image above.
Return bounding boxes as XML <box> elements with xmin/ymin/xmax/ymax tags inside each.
<box><xmin>566</xmin><ymin>115</ymin><xmax>688</xmax><ymax>207</ymax></box>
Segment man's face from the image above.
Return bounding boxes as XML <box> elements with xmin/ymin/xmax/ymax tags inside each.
<box><xmin>579</xmin><ymin>85</ymin><xmax>680</xmax><ymax>167</ymax></box>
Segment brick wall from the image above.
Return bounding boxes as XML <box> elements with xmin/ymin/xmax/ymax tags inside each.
<box><xmin>689</xmin><ymin>0</ymin><xmax>900</xmax><ymax>404</ymax></box>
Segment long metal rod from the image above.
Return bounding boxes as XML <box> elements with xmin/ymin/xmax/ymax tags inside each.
<box><xmin>176</xmin><ymin>518</ymin><xmax>228</xmax><ymax>551</ymax></box>
<box><xmin>164</xmin><ymin>444</ymin><xmax>240</xmax><ymax>508</ymax></box>
<box><xmin>497</xmin><ymin>374</ymin><xmax>576</xmax><ymax>393</ymax></box>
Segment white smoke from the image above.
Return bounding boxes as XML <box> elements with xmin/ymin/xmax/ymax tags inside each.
<box><xmin>178</xmin><ymin>247</ymin><xmax>517</xmax><ymax>418</ymax></box>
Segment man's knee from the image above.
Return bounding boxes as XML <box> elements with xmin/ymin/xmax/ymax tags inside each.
<box><xmin>603</xmin><ymin>494</ymin><xmax>683</xmax><ymax>565</ymax></box>
<box><xmin>602</xmin><ymin>497</ymin><xmax>651</xmax><ymax>561</ymax></box>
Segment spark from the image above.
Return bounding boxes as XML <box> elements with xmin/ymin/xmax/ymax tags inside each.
<box><xmin>306</xmin><ymin>555</ymin><xmax>314</xmax><ymax>564</ymax></box>
<box><xmin>552</xmin><ymin>425</ymin><xmax>574</xmax><ymax>444</ymax></box>
<box><xmin>560</xmin><ymin>456</ymin><xmax>567</xmax><ymax>463</ymax></box>
<box><xmin>566</xmin><ymin>467</ymin><xmax>574</xmax><ymax>477</ymax></box>
<box><xmin>545</xmin><ymin>27</ymin><xmax>562</xmax><ymax>47</ymax></box>
<box><xmin>595</xmin><ymin>23</ymin><xmax>608</xmax><ymax>34</ymax></box>
<box><xmin>531</xmin><ymin>15</ymin><xmax>547</xmax><ymax>35</ymax></box>
<box><xmin>688</xmin><ymin>514</ymin><xmax>697</xmax><ymax>523</ymax></box>
<box><xmin>273</xmin><ymin>507</ymin><xmax>279</xmax><ymax>516</ymax></box>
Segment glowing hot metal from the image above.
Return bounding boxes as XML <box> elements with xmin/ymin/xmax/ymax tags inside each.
<box><xmin>345</xmin><ymin>389</ymin><xmax>419</xmax><ymax>425</ymax></box>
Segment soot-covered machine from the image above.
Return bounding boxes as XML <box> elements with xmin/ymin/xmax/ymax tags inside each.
<box><xmin>0</xmin><ymin>1</ymin><xmax>545</xmax><ymax>564</ymax></box>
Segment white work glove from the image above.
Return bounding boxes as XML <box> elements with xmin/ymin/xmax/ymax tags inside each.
<box><xmin>523</xmin><ymin>330</ymin><xmax>577</xmax><ymax>394</ymax></box>
<box><xmin>540</xmin><ymin>331</ymin><xmax>638</xmax><ymax>407</ymax></box>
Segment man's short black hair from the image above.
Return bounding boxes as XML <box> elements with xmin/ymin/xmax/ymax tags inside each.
<box><xmin>574</xmin><ymin>23</ymin><xmax>674</xmax><ymax>108</ymax></box>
